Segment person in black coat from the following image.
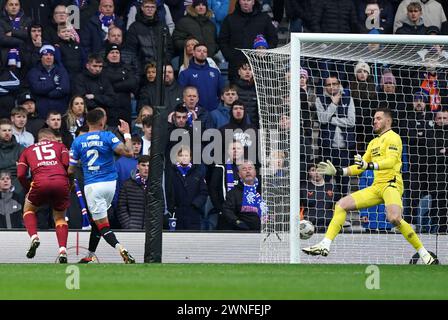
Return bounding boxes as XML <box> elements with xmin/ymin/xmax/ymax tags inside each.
<box><xmin>310</xmin><ymin>0</ymin><xmax>359</xmax><ymax>34</ymax></box>
<box><xmin>17</xmin><ymin>91</ymin><xmax>45</xmax><ymax>140</ymax></box>
<box><xmin>219</xmin><ymin>100</ymin><xmax>258</xmax><ymax>162</ymax></box>
<box><xmin>124</xmin><ymin>1</ymin><xmax>174</xmax><ymax>76</ymax></box>
<box><xmin>117</xmin><ymin>155</ymin><xmax>149</xmax><ymax>229</ymax></box>
<box><xmin>0</xmin><ymin>1</ymin><xmax>32</xmax><ymax>80</ymax></box>
<box><xmin>55</xmin><ymin>23</ymin><xmax>83</xmax><ymax>80</ymax></box>
<box><xmin>231</xmin><ymin>61</ymin><xmax>258</xmax><ymax>128</ymax></box>
<box><xmin>102</xmin><ymin>43</ymin><xmax>138</xmax><ymax>126</ymax></box>
<box><xmin>0</xmin><ymin>170</ymin><xmax>22</xmax><ymax>229</ymax></box>
<box><xmin>218</xmin><ymin>0</ymin><xmax>278</xmax><ymax>82</ymax></box>
<box><xmin>137</xmin><ymin>63</ymin><xmax>183</xmax><ymax>113</ymax></box>
<box><xmin>71</xmin><ymin>53</ymin><xmax>117</xmax><ymax>123</ymax></box>
<box><xmin>80</xmin><ymin>0</ymin><xmax>124</xmax><ymax>57</ymax></box>
<box><xmin>165</xmin><ymin>145</ymin><xmax>208</xmax><ymax>231</ymax></box>
<box><xmin>394</xmin><ymin>2</ymin><xmax>427</xmax><ymax>35</ymax></box>
<box><xmin>221</xmin><ymin>160</ymin><xmax>263</xmax><ymax>231</ymax></box>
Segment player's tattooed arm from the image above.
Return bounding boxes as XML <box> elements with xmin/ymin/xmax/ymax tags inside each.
<box><xmin>115</xmin><ymin>119</ymin><xmax>133</xmax><ymax>157</ymax></box>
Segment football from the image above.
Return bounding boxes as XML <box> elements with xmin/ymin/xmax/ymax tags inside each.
<box><xmin>300</xmin><ymin>220</ymin><xmax>315</xmax><ymax>240</ymax></box>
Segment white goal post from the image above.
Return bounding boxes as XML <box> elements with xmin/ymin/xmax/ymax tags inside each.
<box><xmin>242</xmin><ymin>33</ymin><xmax>448</xmax><ymax>264</ymax></box>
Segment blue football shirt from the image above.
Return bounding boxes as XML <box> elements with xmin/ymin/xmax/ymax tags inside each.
<box><xmin>70</xmin><ymin>131</ymin><xmax>122</xmax><ymax>185</ymax></box>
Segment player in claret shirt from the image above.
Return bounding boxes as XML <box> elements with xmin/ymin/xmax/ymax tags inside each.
<box><xmin>17</xmin><ymin>128</ymin><xmax>71</xmax><ymax>263</ymax></box>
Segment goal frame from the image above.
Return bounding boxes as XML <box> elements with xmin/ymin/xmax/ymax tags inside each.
<box><xmin>289</xmin><ymin>33</ymin><xmax>448</xmax><ymax>263</ymax></box>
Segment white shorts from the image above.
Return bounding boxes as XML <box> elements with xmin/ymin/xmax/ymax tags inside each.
<box><xmin>84</xmin><ymin>180</ymin><xmax>116</xmax><ymax>221</ymax></box>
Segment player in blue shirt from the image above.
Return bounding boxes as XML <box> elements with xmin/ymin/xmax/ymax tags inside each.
<box><xmin>69</xmin><ymin>108</ymin><xmax>136</xmax><ymax>263</ymax></box>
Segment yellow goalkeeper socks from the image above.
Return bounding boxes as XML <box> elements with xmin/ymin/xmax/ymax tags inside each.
<box><xmin>325</xmin><ymin>204</ymin><xmax>347</xmax><ymax>241</ymax></box>
<box><xmin>396</xmin><ymin>219</ymin><xmax>424</xmax><ymax>251</ymax></box>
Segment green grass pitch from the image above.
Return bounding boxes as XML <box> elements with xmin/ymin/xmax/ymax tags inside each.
<box><xmin>0</xmin><ymin>264</ymin><xmax>447</xmax><ymax>300</ymax></box>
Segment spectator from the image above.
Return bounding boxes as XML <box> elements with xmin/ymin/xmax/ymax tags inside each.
<box><xmin>221</xmin><ymin>160</ymin><xmax>264</xmax><ymax>231</ymax></box>
<box><xmin>61</xmin><ymin>95</ymin><xmax>86</xmax><ymax>146</ymax></box>
<box><xmin>43</xmin><ymin>4</ymin><xmax>78</xmax><ymax>46</ymax></box>
<box><xmin>395</xmin><ymin>2</ymin><xmax>427</xmax><ymax>34</ymax></box>
<box><xmin>102</xmin><ymin>43</ymin><xmax>139</xmax><ymax>126</ymax></box>
<box><xmin>117</xmin><ymin>154</ymin><xmax>150</xmax><ymax>229</ymax></box>
<box><xmin>175</xmin><ymin>86</ymin><xmax>210</xmax><ymax>130</ymax></box>
<box><xmin>72</xmin><ymin>53</ymin><xmax>117</xmax><ymax>121</ymax></box>
<box><xmin>138</xmin><ymin>63</ymin><xmax>183</xmax><ymax>112</ymax></box>
<box><xmin>55</xmin><ymin>23</ymin><xmax>83</xmax><ymax>80</ymax></box>
<box><xmin>80</xmin><ymin>0</ymin><xmax>124</xmax><ymax>57</ymax></box>
<box><xmin>172</xmin><ymin>0</ymin><xmax>218</xmax><ymax>58</ymax></box>
<box><xmin>0</xmin><ymin>0</ymin><xmax>32</xmax><ymax>77</ymax></box>
<box><xmin>21</xmin><ymin>0</ymin><xmax>53</xmax><ymax>29</ymax></box>
<box><xmin>378</xmin><ymin>69</ymin><xmax>407</xmax><ymax>134</ymax></box>
<box><xmin>17</xmin><ymin>91</ymin><xmax>44</xmax><ymax>140</ymax></box>
<box><xmin>210</xmin><ymin>139</ymin><xmax>245</xmax><ymax>222</ymax></box>
<box><xmin>57</xmin><ymin>0</ymin><xmax>100</xmax><ymax>30</ymax></box>
<box><xmin>310</xmin><ymin>0</ymin><xmax>359</xmax><ymax>34</ymax></box>
<box><xmin>394</xmin><ymin>0</ymin><xmax>447</xmax><ymax>34</ymax></box>
<box><xmin>22</xmin><ymin>23</ymin><xmax>43</xmax><ymax>74</ymax></box>
<box><xmin>208</xmin><ymin>84</ymin><xmax>238</xmax><ymax>129</ymax></box>
<box><xmin>416</xmin><ymin>27</ymin><xmax>448</xmax><ymax>62</ymax></box>
<box><xmin>418</xmin><ymin>64</ymin><xmax>447</xmax><ymax>112</ymax></box>
<box><xmin>406</xmin><ymin>89</ymin><xmax>433</xmax><ymax>228</ymax></box>
<box><xmin>27</xmin><ymin>45</ymin><xmax>71</xmax><ymax>119</ymax></box>
<box><xmin>125</xmin><ymin>0</ymin><xmax>174</xmax><ymax>76</ymax></box>
<box><xmin>218</xmin><ymin>0</ymin><xmax>278</xmax><ymax>81</ymax></box>
<box><xmin>418</xmin><ymin>109</ymin><xmax>448</xmax><ymax>232</ymax></box>
<box><xmin>112</xmin><ymin>134</ymin><xmax>143</xmax><ymax>211</ymax></box>
<box><xmin>0</xmin><ymin>118</ymin><xmax>24</xmax><ymax>193</ymax></box>
<box><xmin>141</xmin><ymin>115</ymin><xmax>152</xmax><ymax>155</ymax></box>
<box><xmin>179</xmin><ymin>36</ymin><xmax>219</xmax><ymax>73</ymax></box>
<box><xmin>137</xmin><ymin>61</ymin><xmax>156</xmax><ymax>103</ymax></box>
<box><xmin>44</xmin><ymin>110</ymin><xmax>72</xmax><ymax>148</ymax></box>
<box><xmin>166</xmin><ymin>104</ymin><xmax>194</xmax><ymax>163</ymax></box>
<box><xmin>357</xmin><ymin>0</ymin><xmax>395</xmax><ymax>34</ymax></box>
<box><xmin>300</xmin><ymin>164</ymin><xmax>337</xmax><ymax>232</ymax></box>
<box><xmin>232</xmin><ymin>61</ymin><xmax>258</xmax><ymax>127</ymax></box>
<box><xmin>10</xmin><ymin>106</ymin><xmax>33</xmax><ymax>147</ymax></box>
<box><xmin>315</xmin><ymin>73</ymin><xmax>356</xmax><ymax>195</ymax></box>
<box><xmin>0</xmin><ymin>170</ymin><xmax>22</xmax><ymax>229</ymax></box>
<box><xmin>349</xmin><ymin>61</ymin><xmax>378</xmax><ymax>152</ymax></box>
<box><xmin>179</xmin><ymin>43</ymin><xmax>224</xmax><ymax>112</ymax></box>
<box><xmin>126</xmin><ymin>0</ymin><xmax>175</xmax><ymax>34</ymax></box>
<box><xmin>100</xmin><ymin>26</ymin><xmax>138</xmax><ymax>74</ymax></box>
<box><xmin>132</xmin><ymin>105</ymin><xmax>153</xmax><ymax>136</ymax></box>
<box><xmin>219</xmin><ymin>100</ymin><xmax>256</xmax><ymax>151</ymax></box>
<box><xmin>165</xmin><ymin>145</ymin><xmax>208</xmax><ymax>230</ymax></box>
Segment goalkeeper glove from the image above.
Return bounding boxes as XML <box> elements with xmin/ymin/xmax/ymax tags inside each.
<box><xmin>316</xmin><ymin>160</ymin><xmax>343</xmax><ymax>176</ymax></box>
<box><xmin>354</xmin><ymin>154</ymin><xmax>376</xmax><ymax>170</ymax></box>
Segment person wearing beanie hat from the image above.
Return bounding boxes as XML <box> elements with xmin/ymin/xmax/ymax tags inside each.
<box><xmin>253</xmin><ymin>34</ymin><xmax>269</xmax><ymax>49</ymax></box>
<box><xmin>105</xmin><ymin>43</ymin><xmax>121</xmax><ymax>59</ymax></box>
<box><xmin>27</xmin><ymin>44</ymin><xmax>71</xmax><ymax>119</ymax></box>
<box><xmin>102</xmin><ymin>42</ymin><xmax>139</xmax><ymax>126</ymax></box>
<box><xmin>354</xmin><ymin>62</ymin><xmax>370</xmax><ymax>77</ymax></box>
<box><xmin>172</xmin><ymin>0</ymin><xmax>218</xmax><ymax>57</ymax></box>
<box><xmin>39</xmin><ymin>45</ymin><xmax>56</xmax><ymax>56</ymax></box>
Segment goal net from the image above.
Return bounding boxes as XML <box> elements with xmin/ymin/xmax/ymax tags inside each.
<box><xmin>242</xmin><ymin>33</ymin><xmax>448</xmax><ymax>264</ymax></box>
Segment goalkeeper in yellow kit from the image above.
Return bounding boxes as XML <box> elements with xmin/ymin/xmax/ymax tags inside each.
<box><xmin>302</xmin><ymin>108</ymin><xmax>437</xmax><ymax>264</ymax></box>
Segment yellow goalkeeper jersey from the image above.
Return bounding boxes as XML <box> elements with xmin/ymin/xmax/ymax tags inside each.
<box><xmin>349</xmin><ymin>129</ymin><xmax>403</xmax><ymax>187</ymax></box>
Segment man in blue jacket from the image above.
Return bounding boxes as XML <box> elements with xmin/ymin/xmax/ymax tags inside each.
<box><xmin>26</xmin><ymin>45</ymin><xmax>71</xmax><ymax>119</ymax></box>
<box><xmin>178</xmin><ymin>43</ymin><xmax>224</xmax><ymax>112</ymax></box>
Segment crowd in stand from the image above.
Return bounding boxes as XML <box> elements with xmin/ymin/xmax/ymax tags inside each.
<box><xmin>0</xmin><ymin>0</ymin><xmax>447</xmax><ymax>233</ymax></box>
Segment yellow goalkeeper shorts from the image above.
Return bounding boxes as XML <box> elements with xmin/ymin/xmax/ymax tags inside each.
<box><xmin>351</xmin><ymin>180</ymin><xmax>404</xmax><ymax>210</ymax></box>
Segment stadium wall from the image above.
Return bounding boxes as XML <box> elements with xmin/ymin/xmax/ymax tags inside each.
<box><xmin>1</xmin><ymin>231</ymin><xmax>446</xmax><ymax>264</ymax></box>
